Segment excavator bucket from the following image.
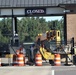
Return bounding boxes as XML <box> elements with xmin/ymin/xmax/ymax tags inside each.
<box><xmin>40</xmin><ymin>47</ymin><xmax>54</xmax><ymax>60</ymax></box>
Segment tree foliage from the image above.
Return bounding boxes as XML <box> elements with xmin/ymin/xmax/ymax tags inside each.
<box><xmin>0</xmin><ymin>17</ymin><xmax>64</xmax><ymax>44</ymax></box>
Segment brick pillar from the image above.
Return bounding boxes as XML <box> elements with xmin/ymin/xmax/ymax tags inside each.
<box><xmin>67</xmin><ymin>14</ymin><xmax>76</xmax><ymax>42</ymax></box>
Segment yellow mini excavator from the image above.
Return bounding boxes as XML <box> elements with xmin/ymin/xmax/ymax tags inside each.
<box><xmin>36</xmin><ymin>30</ymin><xmax>61</xmax><ymax>65</ymax></box>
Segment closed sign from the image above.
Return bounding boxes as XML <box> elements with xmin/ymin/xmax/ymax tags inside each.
<box><xmin>25</xmin><ymin>8</ymin><xmax>46</xmax><ymax>15</ymax></box>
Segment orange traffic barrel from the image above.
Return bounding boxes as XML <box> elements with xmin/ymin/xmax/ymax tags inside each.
<box><xmin>17</xmin><ymin>54</ymin><xmax>25</xmax><ymax>66</ymax></box>
<box><xmin>0</xmin><ymin>58</ymin><xmax>1</xmax><ymax>66</ymax></box>
<box><xmin>13</xmin><ymin>54</ymin><xmax>17</xmax><ymax>66</ymax></box>
<box><xmin>54</xmin><ymin>54</ymin><xmax>61</xmax><ymax>66</ymax></box>
<box><xmin>35</xmin><ymin>53</ymin><xmax>42</xmax><ymax>66</ymax></box>
<box><xmin>13</xmin><ymin>50</ymin><xmax>20</xmax><ymax>66</ymax></box>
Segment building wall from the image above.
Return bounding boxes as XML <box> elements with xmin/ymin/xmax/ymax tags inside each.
<box><xmin>67</xmin><ymin>14</ymin><xmax>76</xmax><ymax>42</ymax></box>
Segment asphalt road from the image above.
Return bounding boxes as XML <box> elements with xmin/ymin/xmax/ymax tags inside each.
<box><xmin>1</xmin><ymin>58</ymin><xmax>76</xmax><ymax>75</ymax></box>
<box><xmin>52</xmin><ymin>66</ymin><xmax>76</xmax><ymax>75</ymax></box>
<box><xmin>0</xmin><ymin>66</ymin><xmax>76</xmax><ymax>75</ymax></box>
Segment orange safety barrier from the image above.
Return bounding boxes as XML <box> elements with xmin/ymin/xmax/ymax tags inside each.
<box><xmin>17</xmin><ymin>54</ymin><xmax>25</xmax><ymax>66</ymax></box>
<box><xmin>54</xmin><ymin>54</ymin><xmax>61</xmax><ymax>66</ymax></box>
<box><xmin>35</xmin><ymin>53</ymin><xmax>42</xmax><ymax>66</ymax></box>
<box><xmin>13</xmin><ymin>50</ymin><xmax>20</xmax><ymax>66</ymax></box>
<box><xmin>13</xmin><ymin>54</ymin><xmax>17</xmax><ymax>66</ymax></box>
<box><xmin>0</xmin><ymin>58</ymin><xmax>1</xmax><ymax>66</ymax></box>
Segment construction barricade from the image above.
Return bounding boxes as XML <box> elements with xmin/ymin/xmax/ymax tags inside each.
<box><xmin>54</xmin><ymin>54</ymin><xmax>61</xmax><ymax>66</ymax></box>
<box><xmin>35</xmin><ymin>53</ymin><xmax>42</xmax><ymax>66</ymax></box>
<box><xmin>13</xmin><ymin>50</ymin><xmax>20</xmax><ymax>66</ymax></box>
<box><xmin>13</xmin><ymin>54</ymin><xmax>17</xmax><ymax>66</ymax></box>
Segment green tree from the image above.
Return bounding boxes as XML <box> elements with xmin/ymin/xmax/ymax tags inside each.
<box><xmin>0</xmin><ymin>17</ymin><xmax>64</xmax><ymax>44</ymax></box>
<box><xmin>1</xmin><ymin>18</ymin><xmax>12</xmax><ymax>36</ymax></box>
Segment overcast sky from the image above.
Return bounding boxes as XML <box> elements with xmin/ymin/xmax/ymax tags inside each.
<box><xmin>41</xmin><ymin>16</ymin><xmax>63</xmax><ymax>21</ymax></box>
<box><xmin>0</xmin><ymin>16</ymin><xmax>63</xmax><ymax>21</ymax></box>
<box><xmin>17</xmin><ymin>16</ymin><xmax>63</xmax><ymax>21</ymax></box>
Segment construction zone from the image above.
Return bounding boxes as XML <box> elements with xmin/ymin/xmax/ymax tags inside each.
<box><xmin>0</xmin><ymin>0</ymin><xmax>76</xmax><ymax>69</ymax></box>
<box><xmin>0</xmin><ymin>29</ymin><xmax>76</xmax><ymax>67</ymax></box>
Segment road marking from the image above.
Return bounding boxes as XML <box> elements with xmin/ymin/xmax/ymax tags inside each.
<box><xmin>52</xmin><ymin>70</ymin><xmax>55</xmax><ymax>75</ymax></box>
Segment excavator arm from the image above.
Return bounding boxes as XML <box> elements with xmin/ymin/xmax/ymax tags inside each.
<box><xmin>39</xmin><ymin>46</ymin><xmax>54</xmax><ymax>60</ymax></box>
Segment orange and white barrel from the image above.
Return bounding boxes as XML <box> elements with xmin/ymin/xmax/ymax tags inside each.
<box><xmin>0</xmin><ymin>58</ymin><xmax>1</xmax><ymax>66</ymax></box>
<box><xmin>17</xmin><ymin>54</ymin><xmax>25</xmax><ymax>66</ymax></box>
<box><xmin>13</xmin><ymin>54</ymin><xmax>17</xmax><ymax>66</ymax></box>
<box><xmin>13</xmin><ymin>50</ymin><xmax>20</xmax><ymax>66</ymax></box>
<box><xmin>54</xmin><ymin>54</ymin><xmax>61</xmax><ymax>66</ymax></box>
<box><xmin>35</xmin><ymin>53</ymin><xmax>42</xmax><ymax>66</ymax></box>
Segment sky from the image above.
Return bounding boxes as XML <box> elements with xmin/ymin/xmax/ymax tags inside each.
<box><xmin>41</xmin><ymin>16</ymin><xmax>63</xmax><ymax>21</ymax></box>
<box><xmin>0</xmin><ymin>16</ymin><xmax>63</xmax><ymax>21</ymax></box>
<box><xmin>17</xmin><ymin>16</ymin><xmax>63</xmax><ymax>21</ymax></box>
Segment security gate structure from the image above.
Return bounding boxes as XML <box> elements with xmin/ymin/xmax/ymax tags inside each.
<box><xmin>0</xmin><ymin>0</ymin><xmax>76</xmax><ymax>45</ymax></box>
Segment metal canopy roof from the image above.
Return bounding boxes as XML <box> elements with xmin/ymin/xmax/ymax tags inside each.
<box><xmin>0</xmin><ymin>0</ymin><xmax>76</xmax><ymax>8</ymax></box>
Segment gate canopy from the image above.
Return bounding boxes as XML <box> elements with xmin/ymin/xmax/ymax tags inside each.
<box><xmin>0</xmin><ymin>0</ymin><xmax>76</xmax><ymax>8</ymax></box>
<box><xmin>0</xmin><ymin>0</ymin><xmax>76</xmax><ymax>17</ymax></box>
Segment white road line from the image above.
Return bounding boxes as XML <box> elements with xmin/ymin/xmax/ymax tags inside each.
<box><xmin>52</xmin><ymin>70</ymin><xmax>55</xmax><ymax>75</ymax></box>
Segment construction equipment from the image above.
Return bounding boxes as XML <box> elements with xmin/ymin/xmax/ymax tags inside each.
<box><xmin>36</xmin><ymin>30</ymin><xmax>61</xmax><ymax>45</ymax></box>
<box><xmin>35</xmin><ymin>30</ymin><xmax>61</xmax><ymax>65</ymax></box>
<box><xmin>35</xmin><ymin>30</ymin><xmax>76</xmax><ymax>66</ymax></box>
<box><xmin>40</xmin><ymin>46</ymin><xmax>54</xmax><ymax>60</ymax></box>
